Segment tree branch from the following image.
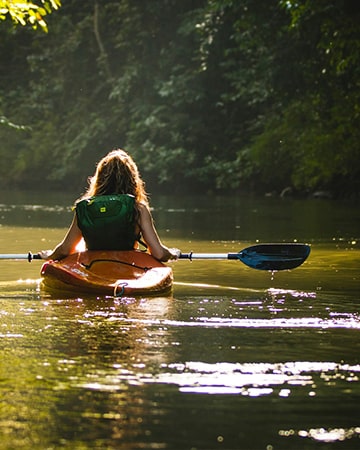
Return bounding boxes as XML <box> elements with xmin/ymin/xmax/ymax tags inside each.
<box><xmin>93</xmin><ymin>1</ymin><xmax>113</xmax><ymax>82</ymax></box>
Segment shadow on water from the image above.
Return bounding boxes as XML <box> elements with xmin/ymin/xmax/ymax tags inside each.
<box><xmin>0</xmin><ymin>191</ymin><xmax>359</xmax><ymax>449</ymax></box>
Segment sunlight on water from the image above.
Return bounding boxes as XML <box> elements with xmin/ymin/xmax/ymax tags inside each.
<box><xmin>70</xmin><ymin>359</ymin><xmax>360</xmax><ymax>400</ymax></box>
<box><xmin>174</xmin><ymin>281</ymin><xmax>257</xmax><ymax>292</ymax></box>
<box><xmin>280</xmin><ymin>426</ymin><xmax>360</xmax><ymax>443</ymax></box>
<box><xmin>150</xmin><ymin>361</ymin><xmax>359</xmax><ymax>394</ymax></box>
<box><xmin>268</xmin><ymin>288</ymin><xmax>316</xmax><ymax>298</ymax></box>
<box><xmin>0</xmin><ymin>193</ymin><xmax>359</xmax><ymax>450</ymax></box>
<box><xmin>110</xmin><ymin>313</ymin><xmax>360</xmax><ymax>329</ymax></box>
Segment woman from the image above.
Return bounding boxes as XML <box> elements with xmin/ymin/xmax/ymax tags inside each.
<box><xmin>39</xmin><ymin>149</ymin><xmax>179</xmax><ymax>262</ymax></box>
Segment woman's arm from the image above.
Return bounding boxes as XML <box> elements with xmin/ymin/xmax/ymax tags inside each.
<box><xmin>39</xmin><ymin>214</ymin><xmax>83</xmax><ymax>260</ymax></box>
<box><xmin>138</xmin><ymin>203</ymin><xmax>179</xmax><ymax>262</ymax></box>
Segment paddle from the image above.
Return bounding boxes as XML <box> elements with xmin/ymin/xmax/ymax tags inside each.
<box><xmin>0</xmin><ymin>252</ymin><xmax>42</xmax><ymax>262</ymax></box>
<box><xmin>0</xmin><ymin>243</ymin><xmax>310</xmax><ymax>271</ymax></box>
<box><xmin>179</xmin><ymin>243</ymin><xmax>310</xmax><ymax>271</ymax></box>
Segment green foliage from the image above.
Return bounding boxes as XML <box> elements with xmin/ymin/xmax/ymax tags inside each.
<box><xmin>0</xmin><ymin>0</ymin><xmax>359</xmax><ymax>197</ymax></box>
<box><xmin>0</xmin><ymin>0</ymin><xmax>61</xmax><ymax>32</ymax></box>
<box><xmin>256</xmin><ymin>0</ymin><xmax>360</xmax><ymax>196</ymax></box>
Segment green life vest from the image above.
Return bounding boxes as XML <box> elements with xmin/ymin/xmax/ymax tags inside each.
<box><xmin>75</xmin><ymin>194</ymin><xmax>137</xmax><ymax>250</ymax></box>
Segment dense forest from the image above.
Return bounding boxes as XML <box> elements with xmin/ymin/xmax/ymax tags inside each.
<box><xmin>0</xmin><ymin>0</ymin><xmax>359</xmax><ymax>197</ymax></box>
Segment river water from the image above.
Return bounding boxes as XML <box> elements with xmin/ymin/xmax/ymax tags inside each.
<box><xmin>0</xmin><ymin>190</ymin><xmax>359</xmax><ymax>450</ymax></box>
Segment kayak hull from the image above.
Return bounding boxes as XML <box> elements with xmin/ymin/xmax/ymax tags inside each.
<box><xmin>40</xmin><ymin>250</ymin><xmax>173</xmax><ymax>296</ymax></box>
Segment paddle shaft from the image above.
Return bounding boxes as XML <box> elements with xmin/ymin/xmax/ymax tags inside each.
<box><xmin>1</xmin><ymin>252</ymin><xmax>240</xmax><ymax>261</ymax></box>
<box><xmin>0</xmin><ymin>252</ymin><xmax>42</xmax><ymax>261</ymax></box>
<box><xmin>0</xmin><ymin>252</ymin><xmax>236</xmax><ymax>261</ymax></box>
<box><xmin>180</xmin><ymin>253</ymin><xmax>239</xmax><ymax>260</ymax></box>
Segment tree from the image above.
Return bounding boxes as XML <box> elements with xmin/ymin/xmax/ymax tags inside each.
<box><xmin>251</xmin><ymin>0</ymin><xmax>360</xmax><ymax>196</ymax></box>
<box><xmin>0</xmin><ymin>0</ymin><xmax>359</xmax><ymax>196</ymax></box>
<box><xmin>0</xmin><ymin>0</ymin><xmax>61</xmax><ymax>32</ymax></box>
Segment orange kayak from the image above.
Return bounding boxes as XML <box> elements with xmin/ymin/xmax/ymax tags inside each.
<box><xmin>40</xmin><ymin>250</ymin><xmax>173</xmax><ymax>296</ymax></box>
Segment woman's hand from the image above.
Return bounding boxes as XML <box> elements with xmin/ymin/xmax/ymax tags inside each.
<box><xmin>167</xmin><ymin>248</ymin><xmax>181</xmax><ymax>260</ymax></box>
<box><xmin>38</xmin><ymin>250</ymin><xmax>54</xmax><ymax>260</ymax></box>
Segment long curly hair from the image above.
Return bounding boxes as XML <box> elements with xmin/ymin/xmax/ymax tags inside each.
<box><xmin>80</xmin><ymin>149</ymin><xmax>149</xmax><ymax>207</ymax></box>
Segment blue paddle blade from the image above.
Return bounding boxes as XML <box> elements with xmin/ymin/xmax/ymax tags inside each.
<box><xmin>235</xmin><ymin>243</ymin><xmax>311</xmax><ymax>271</ymax></box>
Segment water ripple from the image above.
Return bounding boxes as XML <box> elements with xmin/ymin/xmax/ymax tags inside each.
<box><xmin>72</xmin><ymin>360</ymin><xmax>360</xmax><ymax>398</ymax></box>
<box><xmin>108</xmin><ymin>315</ymin><xmax>360</xmax><ymax>329</ymax></box>
<box><xmin>154</xmin><ymin>360</ymin><xmax>360</xmax><ymax>394</ymax></box>
<box><xmin>280</xmin><ymin>426</ymin><xmax>360</xmax><ymax>443</ymax></box>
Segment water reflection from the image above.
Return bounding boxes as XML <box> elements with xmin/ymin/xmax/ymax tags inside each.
<box><xmin>1</xmin><ymin>287</ymin><xmax>360</xmax><ymax>449</ymax></box>
<box><xmin>0</xmin><ymin>191</ymin><xmax>359</xmax><ymax>449</ymax></box>
<box><xmin>1</xmin><ymin>190</ymin><xmax>360</xmax><ymax>242</ymax></box>
<box><xmin>149</xmin><ymin>360</ymin><xmax>360</xmax><ymax>395</ymax></box>
<box><xmin>295</xmin><ymin>426</ymin><xmax>360</xmax><ymax>443</ymax></box>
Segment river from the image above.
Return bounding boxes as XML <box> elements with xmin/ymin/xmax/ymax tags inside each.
<box><xmin>0</xmin><ymin>190</ymin><xmax>359</xmax><ymax>449</ymax></box>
